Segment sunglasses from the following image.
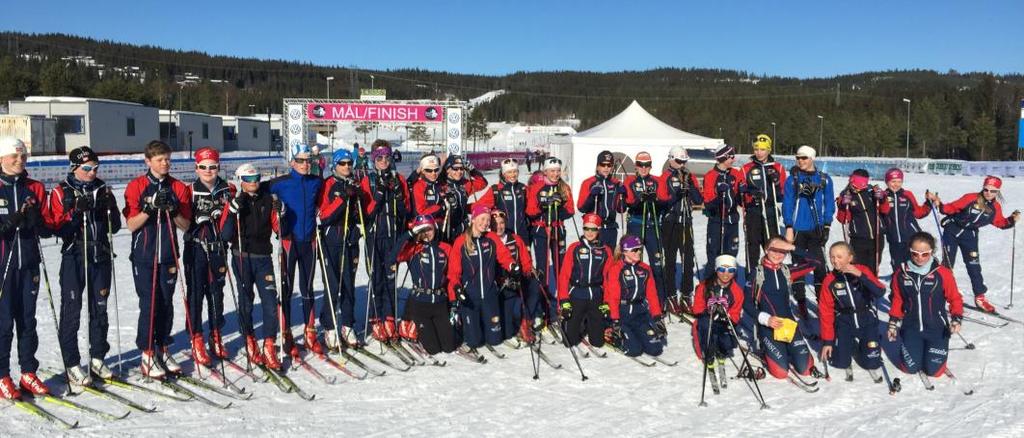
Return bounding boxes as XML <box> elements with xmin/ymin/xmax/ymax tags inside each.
<box><xmin>625</xmin><ymin>248</ymin><xmax>642</xmax><ymax>253</ymax></box>
<box><xmin>293</xmin><ymin>158</ymin><xmax>311</xmax><ymax>164</ymax></box>
<box><xmin>583</xmin><ymin>227</ymin><xmax>600</xmax><ymax>232</ymax></box>
<box><xmin>375</xmin><ymin>156</ymin><xmax>391</xmax><ymax>162</ymax></box>
<box><xmin>716</xmin><ymin>266</ymin><xmax>737</xmax><ymax>274</ymax></box>
<box><xmin>636</xmin><ymin>162</ymin><xmax>652</xmax><ymax>168</ymax></box>
<box><xmin>598</xmin><ymin>163</ymin><xmax>613</xmax><ymax>168</ymax></box>
<box><xmin>197</xmin><ymin>164</ymin><xmax>219</xmax><ymax>171</ymax></box>
<box><xmin>79</xmin><ymin>164</ymin><xmax>100</xmax><ymax>172</ymax></box>
<box><xmin>423</xmin><ymin>168</ymin><xmax>440</xmax><ymax>174</ymax></box>
<box><xmin>240</xmin><ymin>175</ymin><xmax>261</xmax><ymax>183</ymax></box>
<box><xmin>767</xmin><ymin>247</ymin><xmax>791</xmax><ymax>254</ymax></box>
<box><xmin>502</xmin><ymin>159</ymin><xmax>518</xmax><ymax>165</ymax></box>
<box><xmin>337</xmin><ymin>161</ymin><xmax>352</xmax><ymax>167</ymax></box>
<box><xmin>673</xmin><ymin>158</ymin><xmax>688</xmax><ymax>164</ymax></box>
<box><xmin>450</xmin><ymin>166</ymin><xmax>465</xmax><ymax>171</ymax></box>
<box><xmin>910</xmin><ymin>249</ymin><xmax>932</xmax><ymax>257</ymax></box>
<box><xmin>983</xmin><ymin>188</ymin><xmax>1000</xmax><ymax>194</ymax></box>
<box><xmin>796</xmin><ymin>156</ymin><xmax>810</xmax><ymax>161</ymax></box>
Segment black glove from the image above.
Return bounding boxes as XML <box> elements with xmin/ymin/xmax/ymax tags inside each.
<box><xmin>590</xmin><ymin>184</ymin><xmax>606</xmax><ymax>199</ymax></box>
<box><xmin>748</xmin><ymin>187</ymin><xmax>766</xmax><ymax>200</ymax></box>
<box><xmin>94</xmin><ymin>187</ymin><xmax>116</xmax><ymax>215</ymax></box>
<box><xmin>153</xmin><ymin>189</ymin><xmax>178</xmax><ymax>214</ymax></box>
<box><xmin>341</xmin><ymin>180</ymin><xmax>360</xmax><ymax>200</ymax></box>
<box><xmin>716</xmin><ymin>181</ymin><xmax>731</xmax><ymax>193</ymax></box>
<box><xmin>453</xmin><ymin>284</ymin><xmax>467</xmax><ymax>303</ymax></box>
<box><xmin>21</xmin><ymin>199</ymin><xmax>43</xmax><ymax>229</ymax></box>
<box><xmin>229</xmin><ymin>192</ymin><xmax>251</xmax><ymax>214</ymax></box>
<box><xmin>73</xmin><ymin>192</ymin><xmax>95</xmax><ymax>213</ymax></box>
<box><xmin>799</xmin><ymin>183</ymin><xmax>819</xmax><ymax>197</ymax></box>
<box><xmin>1</xmin><ymin>210</ymin><xmax>25</xmax><ymax>232</ymax></box>
<box><xmin>560</xmin><ymin>301</ymin><xmax>573</xmax><ymax>321</ymax></box>
<box><xmin>508</xmin><ymin>262</ymin><xmax>522</xmax><ymax>279</ymax></box>
<box><xmin>823</xmin><ymin>224</ymin><xmax>831</xmax><ymax>237</ymax></box>
<box><xmin>550</xmin><ymin>192</ymin><xmax>565</xmax><ymax>206</ymax></box>
<box><xmin>272</xmin><ymin>197</ymin><xmax>286</xmax><ymax>216</ymax></box>
<box><xmin>765</xmin><ymin>167</ymin><xmax>780</xmax><ymax>185</ymax></box>
<box><xmin>653</xmin><ymin>317</ymin><xmax>668</xmax><ymax>339</ymax></box>
<box><xmin>442</xmin><ymin>190</ymin><xmax>459</xmax><ymax>206</ymax></box>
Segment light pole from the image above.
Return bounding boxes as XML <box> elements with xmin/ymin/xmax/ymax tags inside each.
<box><xmin>370</xmin><ymin>75</ymin><xmax>375</xmax><ymax>89</ymax></box>
<box><xmin>816</xmin><ymin>115</ymin><xmax>824</xmax><ymax>155</ymax></box>
<box><xmin>326</xmin><ymin>76</ymin><xmax>335</xmax><ymax>99</ymax></box>
<box><xmin>902</xmin><ymin>98</ymin><xmax>911</xmax><ymax>158</ymax></box>
<box><xmin>248</xmin><ymin>104</ymin><xmax>255</xmax><ymax>115</ymax></box>
<box><xmin>770</xmin><ymin>121</ymin><xmax>776</xmax><ymax>152</ymax></box>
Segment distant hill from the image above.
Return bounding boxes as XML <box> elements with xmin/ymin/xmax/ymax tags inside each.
<box><xmin>1</xmin><ymin>31</ymin><xmax>1021</xmax><ymax>160</ymax></box>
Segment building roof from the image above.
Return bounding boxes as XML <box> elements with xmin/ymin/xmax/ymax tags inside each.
<box><xmin>23</xmin><ymin>96</ymin><xmax>145</xmax><ymax>106</ymax></box>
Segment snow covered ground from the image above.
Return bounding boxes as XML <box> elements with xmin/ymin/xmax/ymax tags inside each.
<box><xmin>3</xmin><ymin>170</ymin><xmax>1024</xmax><ymax>437</ymax></box>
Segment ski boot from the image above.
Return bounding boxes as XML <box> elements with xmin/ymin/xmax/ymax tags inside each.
<box><xmin>191</xmin><ymin>333</ymin><xmax>213</xmax><ymax>367</ymax></box>
<box><xmin>209</xmin><ymin>329</ymin><xmax>229</xmax><ymax>360</ymax></box>
<box><xmin>518</xmin><ymin>319</ymin><xmax>537</xmax><ymax>344</ymax></box>
<box><xmin>19</xmin><ymin>373</ymin><xmax>50</xmax><ymax>396</ymax></box>
<box><xmin>717</xmin><ymin>358</ymin><xmax>728</xmax><ymax>389</ymax></box>
<box><xmin>161</xmin><ymin>347</ymin><xmax>182</xmax><ymax>374</ymax></box>
<box><xmin>325</xmin><ymin>329</ymin><xmax>340</xmax><ymax>352</ymax></box>
<box><xmin>140</xmin><ymin>350</ymin><xmax>167</xmax><ymax>379</ymax></box>
<box><xmin>304</xmin><ymin>326</ymin><xmax>324</xmax><ymax>355</ymax></box>
<box><xmin>975</xmin><ymin>294</ymin><xmax>996</xmax><ymax>313</ymax></box>
<box><xmin>262</xmin><ymin>339</ymin><xmax>282</xmax><ymax>371</ymax></box>
<box><xmin>67</xmin><ymin>365</ymin><xmax>93</xmax><ymax>387</ymax></box>
<box><xmin>283</xmin><ymin>332</ymin><xmax>299</xmax><ymax>358</ymax></box>
<box><xmin>708</xmin><ymin>362</ymin><xmax>721</xmax><ymax>395</ymax></box>
<box><xmin>90</xmin><ymin>358</ymin><xmax>114</xmax><ymax>379</ymax></box>
<box><xmin>0</xmin><ymin>376</ymin><xmax>21</xmax><ymax>400</ymax></box>
<box><xmin>244</xmin><ymin>336</ymin><xmax>263</xmax><ymax>366</ymax></box>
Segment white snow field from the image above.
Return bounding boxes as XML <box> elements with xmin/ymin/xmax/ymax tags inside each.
<box><xmin>2</xmin><ymin>169</ymin><xmax>1024</xmax><ymax>437</ymax></box>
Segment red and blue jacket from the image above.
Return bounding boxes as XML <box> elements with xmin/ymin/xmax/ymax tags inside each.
<box><xmin>392</xmin><ymin>232</ymin><xmax>452</xmax><ymax>304</ymax></box>
<box><xmin>625</xmin><ymin>174</ymin><xmax>669</xmax><ymax>227</ymax></box>
<box><xmin>741</xmin><ymin>157</ymin><xmax>786</xmax><ymax>209</ymax></box>
<box><xmin>835</xmin><ymin>186</ymin><xmax>882</xmax><ymax>240</ymax></box>
<box><xmin>702</xmin><ymin>166</ymin><xmax>743</xmax><ymax>224</ymax></box>
<box><xmin>745</xmin><ymin>259</ymin><xmax>816</xmax><ymax>323</ymax></box>
<box><xmin>940</xmin><ymin>193</ymin><xmax>1015</xmax><ymax>234</ymax></box>
<box><xmin>657</xmin><ymin>167</ymin><xmax>703</xmax><ymax>224</ymax></box>
<box><xmin>691</xmin><ymin>279</ymin><xmax>744</xmax><ymax>324</ymax></box>
<box><xmin>361</xmin><ymin>169</ymin><xmax>411</xmax><ymax>238</ymax></box>
<box><xmin>123</xmin><ymin>172</ymin><xmax>191</xmax><ymax>264</ymax></box>
<box><xmin>495</xmin><ymin>231</ymin><xmax>533</xmax><ymax>286</ymax></box>
<box><xmin>47</xmin><ymin>175</ymin><xmax>121</xmax><ymax>262</ymax></box>
<box><xmin>604</xmin><ymin>260</ymin><xmax>662</xmax><ymax>320</ymax></box>
<box><xmin>446</xmin><ymin>231</ymin><xmax>518</xmax><ymax>302</ymax></box>
<box><xmin>0</xmin><ymin>172</ymin><xmax>48</xmax><ymax>270</ymax></box>
<box><xmin>889</xmin><ymin>261</ymin><xmax>964</xmax><ymax>333</ymax></box>
<box><xmin>526</xmin><ymin>180</ymin><xmax>574</xmax><ymax>227</ymax></box>
<box><xmin>319</xmin><ymin>174</ymin><xmax>365</xmax><ymax>247</ymax></box>
<box><xmin>186</xmin><ymin>178</ymin><xmax>235</xmax><ymax>245</ymax></box>
<box><xmin>217</xmin><ymin>187</ymin><xmax>280</xmax><ymax>256</ymax></box>
<box><xmin>818</xmin><ymin>264</ymin><xmax>886</xmax><ymax>345</ymax></box>
<box><xmin>267</xmin><ymin>169</ymin><xmax>321</xmax><ymax>243</ymax></box>
<box><xmin>477</xmin><ymin>180</ymin><xmax>528</xmax><ymax>239</ymax></box>
<box><xmin>878</xmin><ymin>188</ymin><xmax>930</xmax><ymax>244</ymax></box>
<box><xmin>578</xmin><ymin>174</ymin><xmax>624</xmax><ymax>226</ymax></box>
<box><xmin>557</xmin><ymin>239</ymin><xmax>612</xmax><ymax>301</ymax></box>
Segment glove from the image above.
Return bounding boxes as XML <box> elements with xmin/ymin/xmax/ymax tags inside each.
<box><xmin>387</xmin><ymin>264</ymin><xmax>397</xmax><ymax>281</ymax></box>
<box><xmin>560</xmin><ymin>301</ymin><xmax>573</xmax><ymax>321</ymax></box>
<box><xmin>1</xmin><ymin>210</ymin><xmax>25</xmax><ymax>232</ymax></box>
<box><xmin>153</xmin><ymin>189</ymin><xmax>177</xmax><ymax>213</ymax></box>
<box><xmin>598</xmin><ymin>303</ymin><xmax>610</xmax><ymax>318</ymax></box>
<box><xmin>464</xmin><ymin>161</ymin><xmax>475</xmax><ymax>172</ymax></box>
<box><xmin>716</xmin><ymin>181</ymin><xmax>731</xmax><ymax>193</ymax></box>
<box><xmin>73</xmin><ymin>192</ymin><xmax>95</xmax><ymax>213</ymax></box>
<box><xmin>765</xmin><ymin>167</ymin><xmax>780</xmax><ymax>184</ymax></box>
<box><xmin>94</xmin><ymin>187</ymin><xmax>117</xmax><ymax>215</ymax></box>
<box><xmin>652</xmin><ymin>317</ymin><xmax>667</xmax><ymax>339</ymax></box>
<box><xmin>508</xmin><ymin>262</ymin><xmax>522</xmax><ymax>278</ymax></box>
<box><xmin>590</xmin><ymin>184</ymin><xmax>606</xmax><ymax>198</ymax></box>
<box><xmin>840</xmin><ymin>193</ymin><xmax>853</xmax><ymax>206</ymax></box>
<box><xmin>824</xmin><ymin>224</ymin><xmax>831</xmax><ymax>236</ymax></box>
<box><xmin>210</xmin><ymin>208</ymin><xmax>222</xmax><ymax>220</ymax></box>
<box><xmin>748</xmin><ymin>187</ymin><xmax>765</xmax><ymax>200</ymax></box>
<box><xmin>799</xmin><ymin>183</ymin><xmax>819</xmax><ymax>197</ymax></box>
<box><xmin>21</xmin><ymin>199</ymin><xmax>43</xmax><ymax>229</ymax></box>
<box><xmin>453</xmin><ymin>284</ymin><xmax>467</xmax><ymax>304</ymax></box>
<box><xmin>887</xmin><ymin>318</ymin><xmax>901</xmax><ymax>342</ymax></box>
<box><xmin>229</xmin><ymin>192</ymin><xmax>251</xmax><ymax>214</ymax></box>
<box><xmin>640</xmin><ymin>190</ymin><xmax>657</xmax><ymax>202</ymax></box>
<box><xmin>549</xmin><ymin>192</ymin><xmax>565</xmax><ymax>206</ymax></box>
<box><xmin>272</xmin><ymin>198</ymin><xmax>286</xmax><ymax>216</ymax></box>
<box><xmin>604</xmin><ymin>320</ymin><xmax>622</xmax><ymax>345</ymax></box>
<box><xmin>442</xmin><ymin>190</ymin><xmax>459</xmax><ymax>205</ymax></box>
<box><xmin>141</xmin><ymin>194</ymin><xmax>160</xmax><ymax>215</ymax></box>
<box><xmin>873</xmin><ymin>185</ymin><xmax>886</xmax><ymax>201</ymax></box>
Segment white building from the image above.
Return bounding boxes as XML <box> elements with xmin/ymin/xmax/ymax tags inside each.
<box><xmin>219</xmin><ymin>116</ymin><xmax>271</xmax><ymax>151</ymax></box>
<box><xmin>8</xmin><ymin>96</ymin><xmax>158</xmax><ymax>155</ymax></box>
<box><xmin>486</xmin><ymin>122</ymin><xmax>577</xmax><ymax>152</ymax></box>
<box><xmin>159</xmin><ymin>110</ymin><xmax>224</xmax><ymax>152</ymax></box>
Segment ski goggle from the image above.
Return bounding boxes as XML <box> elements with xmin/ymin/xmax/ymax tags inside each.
<box><xmin>910</xmin><ymin>249</ymin><xmax>932</xmax><ymax>257</ymax></box>
<box><xmin>583</xmin><ymin>227</ymin><xmax>600</xmax><ymax>232</ymax></box>
<box><xmin>336</xmin><ymin>160</ymin><xmax>352</xmax><ymax>167</ymax></box>
<box><xmin>624</xmin><ymin>247</ymin><xmax>642</xmax><ymax>253</ymax></box>
<box><xmin>636</xmin><ymin>162</ymin><xmax>652</xmax><ymax>168</ymax></box>
<box><xmin>79</xmin><ymin>164</ymin><xmax>100</xmax><ymax>172</ymax></box>
<box><xmin>716</xmin><ymin>266</ymin><xmax>738</xmax><ymax>274</ymax></box>
<box><xmin>423</xmin><ymin>168</ymin><xmax>440</xmax><ymax>174</ymax></box>
<box><xmin>983</xmin><ymin>188</ymin><xmax>1000</xmax><ymax>194</ymax></box>
<box><xmin>196</xmin><ymin>164</ymin><xmax>219</xmax><ymax>171</ymax></box>
<box><xmin>292</xmin><ymin>158</ymin><xmax>311</xmax><ymax>164</ymax></box>
<box><xmin>240</xmin><ymin>175</ymin><xmax>261</xmax><ymax>183</ymax></box>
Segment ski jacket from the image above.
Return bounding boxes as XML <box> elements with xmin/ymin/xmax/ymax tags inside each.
<box><xmin>578</xmin><ymin>174</ymin><xmax>625</xmax><ymax>226</ymax></box>
<box><xmin>702</xmin><ymin>166</ymin><xmax>743</xmax><ymax>224</ymax></box>
<box><xmin>319</xmin><ymin>174</ymin><xmax>365</xmax><ymax>247</ymax></box>
<box><xmin>835</xmin><ymin>186</ymin><xmax>883</xmax><ymax>240</ymax></box>
<box><xmin>412</xmin><ymin>177</ymin><xmax>444</xmax><ymax>218</ymax></box>
<box><xmin>940</xmin><ymin>193</ymin><xmax>1015</xmax><ymax>231</ymax></box>
<box><xmin>782</xmin><ymin>167</ymin><xmax>835</xmax><ymax>232</ymax></box>
<box><xmin>818</xmin><ymin>264</ymin><xmax>886</xmax><ymax>345</ymax></box>
<box><xmin>691</xmin><ymin>279</ymin><xmax>744</xmax><ymax>323</ymax></box>
<box><xmin>889</xmin><ymin>261</ymin><xmax>964</xmax><ymax>333</ymax></box>
<box><xmin>123</xmin><ymin>172</ymin><xmax>191</xmax><ymax>264</ymax></box>
<box><xmin>0</xmin><ymin>172</ymin><xmax>48</xmax><ymax>270</ymax></box>
<box><xmin>878</xmin><ymin>188</ymin><xmax>930</xmax><ymax>244</ymax></box>
<box><xmin>218</xmin><ymin>188</ymin><xmax>280</xmax><ymax>256</ymax></box>
<box><xmin>526</xmin><ymin>180</ymin><xmax>574</xmax><ymax>226</ymax></box>
<box><xmin>495</xmin><ymin>232</ymin><xmax>533</xmax><ymax>286</ymax></box>
<box><xmin>267</xmin><ymin>169</ymin><xmax>321</xmax><ymax>242</ymax></box>
<box><xmin>625</xmin><ymin>174</ymin><xmax>669</xmax><ymax>226</ymax></box>
<box><xmin>186</xmin><ymin>178</ymin><xmax>235</xmax><ymax>244</ymax></box>
<box><xmin>745</xmin><ymin>258</ymin><xmax>816</xmax><ymax>325</ymax></box>
<box><xmin>604</xmin><ymin>260</ymin><xmax>661</xmax><ymax>320</ymax></box>
<box><xmin>557</xmin><ymin>239</ymin><xmax>612</xmax><ymax>301</ymax></box>
<box><xmin>657</xmin><ymin>166</ymin><xmax>703</xmax><ymax>225</ymax></box>
<box><xmin>362</xmin><ymin>168</ymin><xmax>412</xmax><ymax>238</ymax></box>
<box><xmin>476</xmin><ymin>180</ymin><xmax>529</xmax><ymax>239</ymax></box>
<box><xmin>446</xmin><ymin>231</ymin><xmax>518</xmax><ymax>302</ymax></box>
<box><xmin>47</xmin><ymin>175</ymin><xmax>121</xmax><ymax>262</ymax></box>
<box><xmin>741</xmin><ymin>156</ymin><xmax>787</xmax><ymax>210</ymax></box>
<box><xmin>392</xmin><ymin>232</ymin><xmax>452</xmax><ymax>302</ymax></box>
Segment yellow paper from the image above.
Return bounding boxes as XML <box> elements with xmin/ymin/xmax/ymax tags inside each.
<box><xmin>773</xmin><ymin>318</ymin><xmax>798</xmax><ymax>343</ymax></box>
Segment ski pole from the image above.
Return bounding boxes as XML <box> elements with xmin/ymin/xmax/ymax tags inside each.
<box><xmin>928</xmin><ymin>192</ymin><xmax>952</xmax><ymax>265</ymax></box>
<box><xmin>1008</xmin><ymin>225</ymin><xmax>1016</xmax><ymax>310</ymax></box>
<box><xmin>37</xmin><ymin>234</ymin><xmax>73</xmax><ymax>389</ymax></box>
<box><xmin>720</xmin><ymin>305</ymin><xmax>769</xmax><ymax>409</ymax></box>
<box><xmin>535</xmin><ymin>279</ymin><xmax>586</xmax><ymax>381</ymax></box>
<box><xmin>229</xmin><ymin>205</ymin><xmax>255</xmax><ymax>374</ymax></box>
<box><xmin>165</xmin><ymin>210</ymin><xmax>201</xmax><ymax>377</ymax></box>
<box><xmin>515</xmin><ymin>277</ymin><xmax>541</xmax><ymax>379</ymax></box>
<box><xmin>868</xmin><ymin>302</ymin><xmax>901</xmax><ymax>395</ymax></box>
<box><xmin>697</xmin><ymin>306</ymin><xmax>716</xmax><ymax>407</ymax></box>
<box><xmin>271</xmin><ymin>194</ymin><xmax>289</xmax><ymax>364</ymax></box>
<box><xmin>314</xmin><ymin>229</ymin><xmax>341</xmax><ymax>349</ymax></box>
<box><xmin>105</xmin><ymin>197</ymin><xmax>124</xmax><ymax>377</ymax></box>
<box><xmin>956</xmin><ymin>331</ymin><xmax>976</xmax><ymax>350</ymax></box>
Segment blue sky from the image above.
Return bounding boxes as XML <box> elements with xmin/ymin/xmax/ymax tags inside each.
<box><xmin>3</xmin><ymin>0</ymin><xmax>1022</xmax><ymax>77</ymax></box>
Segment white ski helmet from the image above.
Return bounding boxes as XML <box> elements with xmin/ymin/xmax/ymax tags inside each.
<box><xmin>668</xmin><ymin>145</ymin><xmax>689</xmax><ymax>162</ymax></box>
<box><xmin>0</xmin><ymin>136</ymin><xmax>26</xmax><ymax>157</ymax></box>
<box><xmin>235</xmin><ymin>163</ymin><xmax>260</xmax><ymax>180</ymax></box>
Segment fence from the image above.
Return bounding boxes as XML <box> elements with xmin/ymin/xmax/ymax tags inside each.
<box><xmin>26</xmin><ymin>154</ymin><xmax>290</xmax><ymax>187</ymax></box>
<box><xmin>738</xmin><ymin>155</ymin><xmax>1024</xmax><ymax>180</ymax></box>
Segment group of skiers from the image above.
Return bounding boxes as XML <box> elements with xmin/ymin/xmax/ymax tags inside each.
<box><xmin>0</xmin><ymin>130</ymin><xmax>1017</xmax><ymax>402</ymax></box>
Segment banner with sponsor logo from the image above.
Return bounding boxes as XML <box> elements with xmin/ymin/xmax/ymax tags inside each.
<box><xmin>307</xmin><ymin>103</ymin><xmax>445</xmax><ymax>123</ymax></box>
<box><xmin>445</xmin><ymin>107</ymin><xmax>463</xmax><ymax>156</ymax></box>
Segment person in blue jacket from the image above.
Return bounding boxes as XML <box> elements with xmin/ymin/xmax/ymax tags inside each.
<box><xmin>782</xmin><ymin>145</ymin><xmax>834</xmax><ymax>317</ymax></box>
<box><xmin>268</xmin><ymin>143</ymin><xmax>323</xmax><ymax>356</ymax></box>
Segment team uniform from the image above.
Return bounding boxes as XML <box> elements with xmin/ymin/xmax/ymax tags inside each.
<box><xmin>494</xmin><ymin>230</ymin><xmax>536</xmax><ymax>341</ymax></box>
<box><xmin>879</xmin><ymin>187</ymin><xmax>931</xmax><ymax>272</ymax></box>
<box><xmin>525</xmin><ymin>179</ymin><xmax>574</xmax><ymax>325</ymax></box>
<box><xmin>577</xmin><ymin>174</ymin><xmax>624</xmax><ymax>249</ymax></box>
<box><xmin>702</xmin><ymin>166</ymin><xmax>743</xmax><ymax>264</ymax></box>
<box><xmin>317</xmin><ymin>172</ymin><xmax>364</xmax><ymax>342</ymax></box>
<box><xmin>818</xmin><ymin>265</ymin><xmax>886</xmax><ymax>370</ymax></box>
<box><xmin>625</xmin><ymin>174</ymin><xmax>669</xmax><ymax>304</ymax></box>
<box><xmin>390</xmin><ymin>231</ymin><xmax>457</xmax><ymax>355</ymax></box>
<box><xmin>447</xmin><ymin>231</ymin><xmax>519</xmax><ymax>349</ymax></box>
<box><xmin>741</xmin><ymin>156</ymin><xmax>786</xmax><ymax>271</ymax></box>
<box><xmin>604</xmin><ymin>259</ymin><xmax>664</xmax><ymax>357</ymax></box>
<box><xmin>835</xmin><ymin>184</ymin><xmax>885</xmax><ymax>273</ymax></box>
<box><xmin>690</xmin><ymin>278</ymin><xmax>744</xmax><ymax>363</ymax></box>
<box><xmin>359</xmin><ymin>168</ymin><xmax>411</xmax><ymax>342</ymax></box>
<box><xmin>889</xmin><ymin>261</ymin><xmax>963</xmax><ymax>376</ymax></box>
<box><xmin>938</xmin><ymin>192</ymin><xmax>1016</xmax><ymax>299</ymax></box>
<box><xmin>557</xmin><ymin>238</ymin><xmax>612</xmax><ymax>347</ymax></box>
<box><xmin>477</xmin><ymin>179</ymin><xmax>529</xmax><ymax>243</ymax></box>
<box><xmin>746</xmin><ymin>258</ymin><xmax>817</xmax><ymax>379</ymax></box>
<box><xmin>184</xmin><ymin>177</ymin><xmax>235</xmax><ymax>359</ymax></box>
<box><xmin>657</xmin><ymin>164</ymin><xmax>704</xmax><ymax>304</ymax></box>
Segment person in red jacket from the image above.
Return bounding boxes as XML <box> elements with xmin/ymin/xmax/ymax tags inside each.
<box><xmin>702</xmin><ymin>145</ymin><xmax>743</xmax><ymax>267</ymax></box>
<box><xmin>690</xmin><ymin>254</ymin><xmax>744</xmax><ymax>391</ymax></box>
<box><xmin>476</xmin><ymin>159</ymin><xmax>529</xmax><ymax>243</ymax></box>
<box><xmin>577</xmin><ymin>150</ymin><xmax>625</xmax><ymax>249</ymax></box>
<box><xmin>412</xmin><ymin>154</ymin><xmax>444</xmax><ymax>218</ymax></box>
<box><xmin>123</xmin><ymin>140</ymin><xmax>191</xmax><ymax>379</ymax></box>
<box><xmin>447</xmin><ymin>205</ymin><xmax>520</xmax><ymax>353</ymax></box>
<box><xmin>490</xmin><ymin>209</ymin><xmax>536</xmax><ymax>342</ymax></box>
<box><xmin>741</xmin><ymin>135</ymin><xmax>787</xmax><ymax>274</ymax></box>
<box><xmin>931</xmin><ymin>176</ymin><xmax>1020</xmax><ymax>312</ymax></box>
<box><xmin>390</xmin><ymin>215</ymin><xmax>457</xmax><ymax>356</ymax></box>
<box><xmin>604</xmin><ymin>235</ymin><xmax>665</xmax><ymax>357</ymax></box>
<box><xmin>877</xmin><ymin>168</ymin><xmax>931</xmax><ymax>273</ymax></box>
<box><xmin>526</xmin><ymin>157</ymin><xmax>575</xmax><ymax>331</ymax></box>
<box><xmin>819</xmin><ymin>242</ymin><xmax>886</xmax><ymax>378</ymax></box>
<box><xmin>834</xmin><ymin>169</ymin><xmax>885</xmax><ymax>274</ymax></box>
<box><xmin>888</xmin><ymin>232</ymin><xmax>963</xmax><ymax>378</ymax></box>
<box><xmin>558</xmin><ymin>213</ymin><xmax>612</xmax><ymax>348</ymax></box>
<box><xmin>0</xmin><ymin>136</ymin><xmax>51</xmax><ymax>399</ymax></box>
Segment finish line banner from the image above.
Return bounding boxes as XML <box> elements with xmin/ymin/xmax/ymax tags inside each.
<box><xmin>307</xmin><ymin>103</ymin><xmax>445</xmax><ymax>122</ymax></box>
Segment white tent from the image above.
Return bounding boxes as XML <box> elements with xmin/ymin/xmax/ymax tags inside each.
<box><xmin>558</xmin><ymin>100</ymin><xmax>723</xmax><ymax>193</ymax></box>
